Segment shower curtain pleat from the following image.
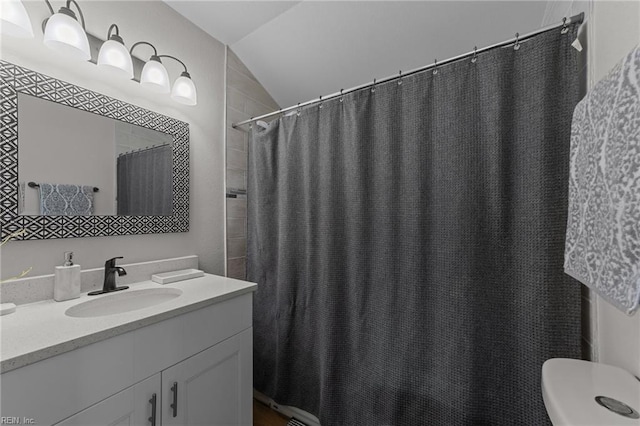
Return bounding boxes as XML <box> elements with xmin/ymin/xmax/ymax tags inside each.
<box><xmin>116</xmin><ymin>144</ymin><xmax>172</xmax><ymax>216</ymax></box>
<box><xmin>248</xmin><ymin>23</ymin><xmax>582</xmax><ymax>426</ymax></box>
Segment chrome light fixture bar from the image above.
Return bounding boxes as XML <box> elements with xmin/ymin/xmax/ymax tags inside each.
<box><xmin>1</xmin><ymin>0</ymin><xmax>198</xmax><ymax>106</ymax></box>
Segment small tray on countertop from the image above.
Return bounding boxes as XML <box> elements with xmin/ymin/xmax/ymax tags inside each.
<box><xmin>151</xmin><ymin>269</ymin><xmax>205</xmax><ymax>285</ymax></box>
<box><xmin>0</xmin><ymin>303</ymin><xmax>16</xmax><ymax>316</ymax></box>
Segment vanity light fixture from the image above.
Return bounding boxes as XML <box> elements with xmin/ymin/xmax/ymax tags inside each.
<box><xmin>0</xmin><ymin>0</ymin><xmax>34</xmax><ymax>38</ymax></box>
<box><xmin>158</xmin><ymin>55</ymin><xmax>198</xmax><ymax>106</ymax></box>
<box><xmin>131</xmin><ymin>41</ymin><xmax>171</xmax><ymax>94</ymax></box>
<box><xmin>97</xmin><ymin>24</ymin><xmax>133</xmax><ymax>79</ymax></box>
<box><xmin>42</xmin><ymin>0</ymin><xmax>90</xmax><ymax>61</ymax></box>
<box><xmin>2</xmin><ymin>0</ymin><xmax>198</xmax><ymax>105</ymax></box>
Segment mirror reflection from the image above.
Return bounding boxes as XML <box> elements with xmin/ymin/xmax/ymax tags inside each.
<box><xmin>18</xmin><ymin>93</ymin><xmax>173</xmax><ymax>216</ymax></box>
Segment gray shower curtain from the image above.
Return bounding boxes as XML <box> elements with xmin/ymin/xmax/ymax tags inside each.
<box><xmin>117</xmin><ymin>144</ymin><xmax>172</xmax><ymax>216</ymax></box>
<box><xmin>248</xmin><ymin>24</ymin><xmax>581</xmax><ymax>426</ymax></box>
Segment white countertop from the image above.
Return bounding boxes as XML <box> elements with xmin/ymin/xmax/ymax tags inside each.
<box><xmin>0</xmin><ymin>274</ymin><xmax>257</xmax><ymax>374</ymax></box>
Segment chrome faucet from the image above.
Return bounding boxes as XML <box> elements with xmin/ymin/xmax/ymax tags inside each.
<box><xmin>88</xmin><ymin>257</ymin><xmax>129</xmax><ymax>296</ymax></box>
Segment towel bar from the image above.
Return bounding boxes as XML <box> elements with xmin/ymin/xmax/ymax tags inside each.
<box><xmin>27</xmin><ymin>182</ymin><xmax>99</xmax><ymax>192</ymax></box>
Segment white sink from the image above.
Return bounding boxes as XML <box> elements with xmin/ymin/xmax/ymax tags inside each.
<box><xmin>65</xmin><ymin>288</ymin><xmax>183</xmax><ymax>318</ymax></box>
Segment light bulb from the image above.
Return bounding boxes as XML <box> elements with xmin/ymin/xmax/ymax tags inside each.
<box><xmin>0</xmin><ymin>0</ymin><xmax>33</xmax><ymax>38</ymax></box>
<box><xmin>140</xmin><ymin>56</ymin><xmax>170</xmax><ymax>93</ymax></box>
<box><xmin>98</xmin><ymin>38</ymin><xmax>133</xmax><ymax>79</ymax></box>
<box><xmin>171</xmin><ymin>73</ymin><xmax>197</xmax><ymax>106</ymax></box>
<box><xmin>43</xmin><ymin>10</ymin><xmax>90</xmax><ymax>61</ymax></box>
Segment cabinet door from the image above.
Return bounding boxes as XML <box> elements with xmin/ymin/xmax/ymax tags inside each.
<box><xmin>55</xmin><ymin>374</ymin><xmax>161</xmax><ymax>426</ymax></box>
<box><xmin>162</xmin><ymin>328</ymin><xmax>252</xmax><ymax>426</ymax></box>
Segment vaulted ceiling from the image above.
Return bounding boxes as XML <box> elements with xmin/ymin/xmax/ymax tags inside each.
<box><xmin>165</xmin><ymin>1</ymin><xmax>553</xmax><ymax>108</ymax></box>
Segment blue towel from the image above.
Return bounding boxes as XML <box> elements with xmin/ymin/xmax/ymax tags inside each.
<box><xmin>564</xmin><ymin>45</ymin><xmax>640</xmax><ymax>315</ymax></box>
<box><xmin>39</xmin><ymin>183</ymin><xmax>94</xmax><ymax>216</ymax></box>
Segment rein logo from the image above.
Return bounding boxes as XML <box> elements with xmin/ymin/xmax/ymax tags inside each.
<box><xmin>0</xmin><ymin>418</ymin><xmax>35</xmax><ymax>425</ymax></box>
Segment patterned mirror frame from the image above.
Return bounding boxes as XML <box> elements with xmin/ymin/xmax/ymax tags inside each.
<box><xmin>0</xmin><ymin>61</ymin><xmax>189</xmax><ymax>240</ymax></box>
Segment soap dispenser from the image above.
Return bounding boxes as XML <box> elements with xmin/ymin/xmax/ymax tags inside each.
<box><xmin>54</xmin><ymin>251</ymin><xmax>81</xmax><ymax>302</ymax></box>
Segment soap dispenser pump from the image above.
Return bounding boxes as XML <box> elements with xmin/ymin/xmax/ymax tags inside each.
<box><xmin>54</xmin><ymin>251</ymin><xmax>81</xmax><ymax>302</ymax></box>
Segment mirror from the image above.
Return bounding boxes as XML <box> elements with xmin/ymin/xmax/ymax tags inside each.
<box><xmin>0</xmin><ymin>60</ymin><xmax>190</xmax><ymax>240</ymax></box>
<box><xmin>18</xmin><ymin>93</ymin><xmax>173</xmax><ymax>216</ymax></box>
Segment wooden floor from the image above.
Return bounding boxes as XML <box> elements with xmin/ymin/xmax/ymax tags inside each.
<box><xmin>254</xmin><ymin>399</ymin><xmax>290</xmax><ymax>426</ymax></box>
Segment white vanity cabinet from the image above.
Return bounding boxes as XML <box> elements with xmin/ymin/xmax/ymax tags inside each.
<box><xmin>162</xmin><ymin>329</ymin><xmax>252</xmax><ymax>425</ymax></box>
<box><xmin>0</xmin><ymin>288</ymin><xmax>254</xmax><ymax>426</ymax></box>
<box><xmin>55</xmin><ymin>374</ymin><xmax>161</xmax><ymax>426</ymax></box>
<box><xmin>54</xmin><ymin>328</ymin><xmax>252</xmax><ymax>426</ymax></box>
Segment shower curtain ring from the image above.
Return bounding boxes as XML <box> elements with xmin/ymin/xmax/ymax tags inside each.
<box><xmin>514</xmin><ymin>33</ymin><xmax>521</xmax><ymax>50</ymax></box>
<box><xmin>319</xmin><ymin>96</ymin><xmax>323</xmax><ymax>109</ymax></box>
<box><xmin>297</xmin><ymin>103</ymin><xmax>301</xmax><ymax>116</ymax></box>
<box><xmin>433</xmin><ymin>60</ymin><xmax>438</xmax><ymax>75</ymax></box>
<box><xmin>560</xmin><ymin>17</ymin><xmax>569</xmax><ymax>34</ymax></box>
<box><xmin>340</xmin><ymin>89</ymin><xmax>344</xmax><ymax>102</ymax></box>
<box><xmin>371</xmin><ymin>78</ymin><xmax>376</xmax><ymax>93</ymax></box>
<box><xmin>398</xmin><ymin>70</ymin><xmax>403</xmax><ymax>85</ymax></box>
<box><xmin>471</xmin><ymin>47</ymin><xmax>478</xmax><ymax>63</ymax></box>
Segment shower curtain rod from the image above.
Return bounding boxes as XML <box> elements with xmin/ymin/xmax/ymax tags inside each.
<box><xmin>118</xmin><ymin>143</ymin><xmax>170</xmax><ymax>156</ymax></box>
<box><xmin>232</xmin><ymin>12</ymin><xmax>584</xmax><ymax>129</ymax></box>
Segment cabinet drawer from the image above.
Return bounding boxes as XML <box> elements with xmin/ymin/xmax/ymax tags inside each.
<box><xmin>54</xmin><ymin>374</ymin><xmax>160</xmax><ymax>426</ymax></box>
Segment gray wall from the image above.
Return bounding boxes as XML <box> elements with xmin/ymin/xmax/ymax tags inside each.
<box><xmin>1</xmin><ymin>1</ymin><xmax>226</xmax><ymax>277</ymax></box>
<box><xmin>587</xmin><ymin>0</ymin><xmax>640</xmax><ymax>379</ymax></box>
<box><xmin>225</xmin><ymin>49</ymin><xmax>279</xmax><ymax>279</ymax></box>
<box><xmin>115</xmin><ymin>121</ymin><xmax>173</xmax><ymax>156</ymax></box>
<box><xmin>18</xmin><ymin>94</ymin><xmax>117</xmax><ymax>216</ymax></box>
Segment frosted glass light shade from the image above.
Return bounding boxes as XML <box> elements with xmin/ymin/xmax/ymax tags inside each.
<box><xmin>43</xmin><ymin>12</ymin><xmax>90</xmax><ymax>61</ymax></box>
<box><xmin>0</xmin><ymin>0</ymin><xmax>33</xmax><ymax>38</ymax></box>
<box><xmin>140</xmin><ymin>58</ymin><xmax>170</xmax><ymax>93</ymax></box>
<box><xmin>98</xmin><ymin>39</ymin><xmax>133</xmax><ymax>79</ymax></box>
<box><xmin>171</xmin><ymin>74</ymin><xmax>197</xmax><ymax>106</ymax></box>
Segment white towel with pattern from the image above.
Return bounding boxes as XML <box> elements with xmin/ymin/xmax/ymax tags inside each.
<box><xmin>564</xmin><ymin>44</ymin><xmax>640</xmax><ymax>315</ymax></box>
<box><xmin>39</xmin><ymin>183</ymin><xmax>94</xmax><ymax>216</ymax></box>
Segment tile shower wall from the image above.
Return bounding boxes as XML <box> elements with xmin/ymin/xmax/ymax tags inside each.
<box><xmin>226</xmin><ymin>49</ymin><xmax>280</xmax><ymax>279</ymax></box>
